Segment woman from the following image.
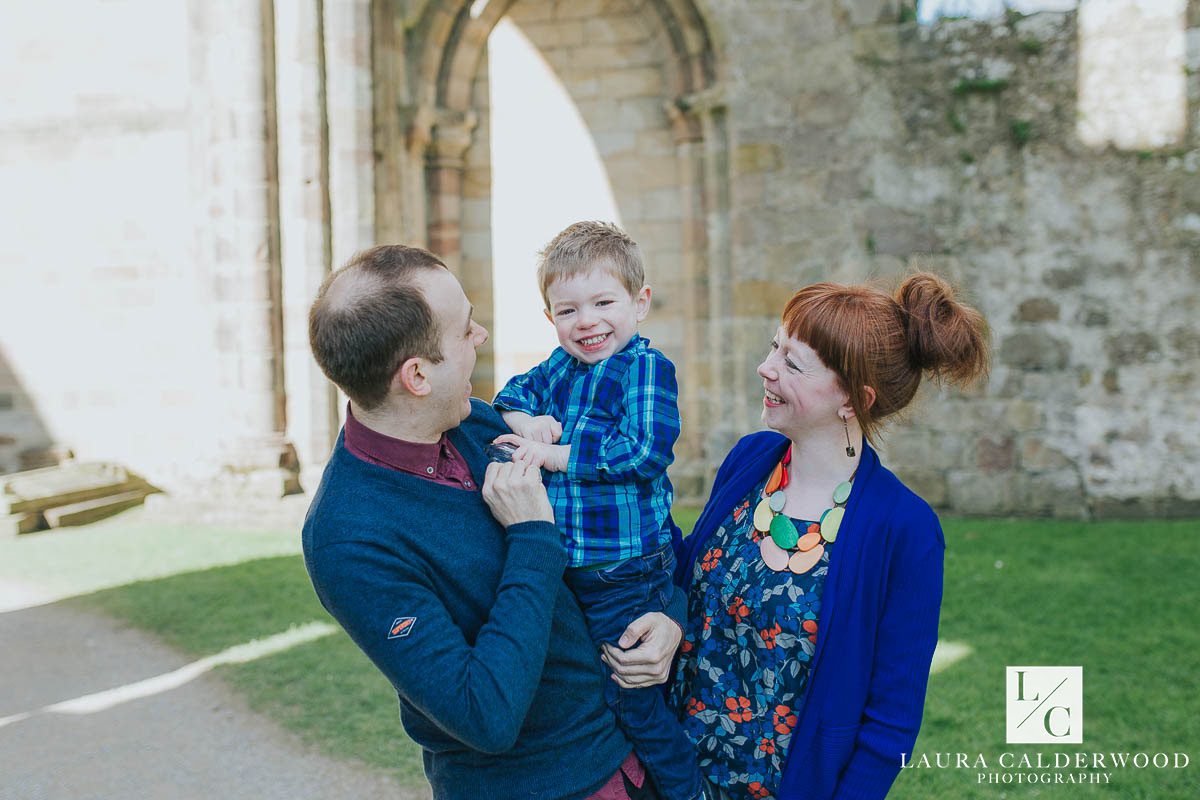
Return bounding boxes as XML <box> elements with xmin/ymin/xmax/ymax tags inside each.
<box><xmin>610</xmin><ymin>273</ymin><xmax>988</xmax><ymax>800</ymax></box>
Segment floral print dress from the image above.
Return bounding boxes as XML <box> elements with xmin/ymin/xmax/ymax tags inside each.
<box><xmin>671</xmin><ymin>476</ymin><xmax>831</xmax><ymax>800</ymax></box>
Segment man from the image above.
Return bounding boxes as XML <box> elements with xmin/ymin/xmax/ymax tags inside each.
<box><xmin>302</xmin><ymin>245</ymin><xmax>683</xmax><ymax>800</ymax></box>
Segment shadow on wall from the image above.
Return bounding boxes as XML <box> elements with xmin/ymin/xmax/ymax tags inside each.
<box><xmin>0</xmin><ymin>341</ymin><xmax>62</xmax><ymax>475</ymax></box>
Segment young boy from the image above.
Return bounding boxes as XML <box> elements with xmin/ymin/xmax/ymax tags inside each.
<box><xmin>492</xmin><ymin>221</ymin><xmax>702</xmax><ymax>800</ymax></box>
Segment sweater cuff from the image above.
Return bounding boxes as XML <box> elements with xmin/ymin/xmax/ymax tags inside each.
<box><xmin>505</xmin><ymin>520</ymin><xmax>568</xmax><ymax>572</ymax></box>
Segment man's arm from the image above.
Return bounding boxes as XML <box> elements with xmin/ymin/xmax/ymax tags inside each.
<box><xmin>568</xmin><ymin>352</ymin><xmax>680</xmax><ymax>484</ymax></box>
<box><xmin>306</xmin><ymin>463</ymin><xmax>565</xmax><ymax>755</ymax></box>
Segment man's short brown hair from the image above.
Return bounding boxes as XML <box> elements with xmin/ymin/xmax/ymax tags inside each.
<box><xmin>308</xmin><ymin>245</ymin><xmax>446</xmax><ymax>410</ymax></box>
<box><xmin>536</xmin><ymin>221</ymin><xmax>645</xmax><ymax>308</ymax></box>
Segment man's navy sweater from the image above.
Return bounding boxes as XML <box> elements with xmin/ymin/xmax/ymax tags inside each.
<box><xmin>302</xmin><ymin>400</ymin><xmax>630</xmax><ymax>800</ymax></box>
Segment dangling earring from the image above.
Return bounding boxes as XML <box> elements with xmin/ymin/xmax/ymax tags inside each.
<box><xmin>842</xmin><ymin>415</ymin><xmax>856</xmax><ymax>458</ymax></box>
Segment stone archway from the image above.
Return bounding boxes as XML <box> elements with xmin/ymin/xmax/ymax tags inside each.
<box><xmin>377</xmin><ymin>0</ymin><xmax>732</xmax><ymax>497</ymax></box>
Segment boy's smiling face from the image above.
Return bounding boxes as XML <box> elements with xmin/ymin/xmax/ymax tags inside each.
<box><xmin>544</xmin><ymin>268</ymin><xmax>650</xmax><ymax>364</ymax></box>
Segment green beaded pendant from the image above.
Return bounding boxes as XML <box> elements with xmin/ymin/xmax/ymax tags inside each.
<box><xmin>769</xmin><ymin>514</ymin><xmax>799</xmax><ymax>549</ymax></box>
<box><xmin>832</xmin><ymin>480</ymin><xmax>853</xmax><ymax>505</ymax></box>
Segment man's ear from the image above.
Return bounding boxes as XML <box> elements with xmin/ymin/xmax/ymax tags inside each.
<box><xmin>635</xmin><ymin>285</ymin><xmax>651</xmax><ymax>322</ymax></box>
<box><xmin>394</xmin><ymin>356</ymin><xmax>431</xmax><ymax>397</ymax></box>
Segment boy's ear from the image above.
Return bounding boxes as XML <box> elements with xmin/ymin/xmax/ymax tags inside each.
<box><xmin>394</xmin><ymin>356</ymin><xmax>432</xmax><ymax>397</ymax></box>
<box><xmin>543</xmin><ymin>307</ymin><xmax>553</xmax><ymax>324</ymax></box>
<box><xmin>635</xmin><ymin>285</ymin><xmax>651</xmax><ymax>322</ymax></box>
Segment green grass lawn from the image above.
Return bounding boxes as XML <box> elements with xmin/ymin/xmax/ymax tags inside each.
<box><xmin>0</xmin><ymin>512</ymin><xmax>298</xmax><ymax>608</ymax></box>
<box><xmin>47</xmin><ymin>514</ymin><xmax>1200</xmax><ymax>797</ymax></box>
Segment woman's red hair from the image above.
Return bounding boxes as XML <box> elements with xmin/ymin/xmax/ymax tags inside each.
<box><xmin>782</xmin><ymin>272</ymin><xmax>990</xmax><ymax>444</ymax></box>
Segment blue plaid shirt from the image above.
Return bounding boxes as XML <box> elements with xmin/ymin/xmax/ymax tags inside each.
<box><xmin>493</xmin><ymin>335</ymin><xmax>680</xmax><ymax>568</ymax></box>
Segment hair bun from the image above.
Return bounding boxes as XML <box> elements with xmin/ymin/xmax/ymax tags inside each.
<box><xmin>896</xmin><ymin>272</ymin><xmax>989</xmax><ymax>385</ymax></box>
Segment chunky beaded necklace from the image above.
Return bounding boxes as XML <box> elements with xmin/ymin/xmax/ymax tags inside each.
<box><xmin>753</xmin><ymin>445</ymin><xmax>854</xmax><ymax>574</ymax></box>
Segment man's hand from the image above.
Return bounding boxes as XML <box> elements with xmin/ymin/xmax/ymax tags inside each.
<box><xmin>501</xmin><ymin>411</ymin><xmax>563</xmax><ymax>444</ymax></box>
<box><xmin>492</xmin><ymin>434</ymin><xmax>570</xmax><ymax>472</ymax></box>
<box><xmin>600</xmin><ymin>612</ymin><xmax>682</xmax><ymax>689</ymax></box>
<box><xmin>481</xmin><ymin>460</ymin><xmax>554</xmax><ymax>527</ymax></box>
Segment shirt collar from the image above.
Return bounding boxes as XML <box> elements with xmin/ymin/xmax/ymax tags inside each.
<box><xmin>343</xmin><ymin>404</ymin><xmax>450</xmax><ymax>475</ymax></box>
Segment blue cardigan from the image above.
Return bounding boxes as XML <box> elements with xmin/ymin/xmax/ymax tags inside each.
<box><xmin>672</xmin><ymin>433</ymin><xmax>944</xmax><ymax>800</ymax></box>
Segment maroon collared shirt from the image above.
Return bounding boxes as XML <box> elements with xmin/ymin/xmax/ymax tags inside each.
<box><xmin>342</xmin><ymin>405</ymin><xmax>477</xmax><ymax>491</ymax></box>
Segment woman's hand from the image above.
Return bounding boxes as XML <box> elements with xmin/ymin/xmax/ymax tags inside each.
<box><xmin>481</xmin><ymin>460</ymin><xmax>554</xmax><ymax>527</ymax></box>
<box><xmin>600</xmin><ymin>612</ymin><xmax>682</xmax><ymax>688</ymax></box>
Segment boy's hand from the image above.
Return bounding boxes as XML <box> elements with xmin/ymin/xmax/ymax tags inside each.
<box><xmin>492</xmin><ymin>434</ymin><xmax>570</xmax><ymax>472</ymax></box>
<box><xmin>524</xmin><ymin>415</ymin><xmax>563</xmax><ymax>444</ymax></box>
<box><xmin>501</xmin><ymin>411</ymin><xmax>562</xmax><ymax>444</ymax></box>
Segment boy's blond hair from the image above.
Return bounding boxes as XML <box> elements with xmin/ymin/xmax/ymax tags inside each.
<box><xmin>537</xmin><ymin>221</ymin><xmax>645</xmax><ymax>309</ymax></box>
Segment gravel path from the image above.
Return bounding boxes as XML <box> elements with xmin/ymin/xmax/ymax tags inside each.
<box><xmin>0</xmin><ymin>600</ymin><xmax>429</xmax><ymax>800</ymax></box>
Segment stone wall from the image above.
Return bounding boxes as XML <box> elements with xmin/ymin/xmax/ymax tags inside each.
<box><xmin>2</xmin><ymin>0</ymin><xmax>1197</xmax><ymax>516</ymax></box>
<box><xmin>0</xmin><ymin>1</ymin><xmax>227</xmax><ymax>479</ymax></box>
<box><xmin>874</xmin><ymin>9</ymin><xmax>1198</xmax><ymax>517</ymax></box>
<box><xmin>700</xmin><ymin>0</ymin><xmax>1200</xmax><ymax>517</ymax></box>
<box><xmin>0</xmin><ymin>0</ymin><xmax>372</xmax><ymax>491</ymax></box>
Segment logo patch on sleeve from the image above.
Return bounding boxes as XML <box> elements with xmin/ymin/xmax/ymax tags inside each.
<box><xmin>388</xmin><ymin>616</ymin><xmax>417</xmax><ymax>639</ymax></box>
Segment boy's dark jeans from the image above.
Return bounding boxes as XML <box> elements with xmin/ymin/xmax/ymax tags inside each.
<box><xmin>565</xmin><ymin>546</ymin><xmax>702</xmax><ymax>800</ymax></box>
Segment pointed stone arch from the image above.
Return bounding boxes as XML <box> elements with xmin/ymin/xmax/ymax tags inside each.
<box><xmin>377</xmin><ymin>0</ymin><xmax>733</xmax><ymax>496</ymax></box>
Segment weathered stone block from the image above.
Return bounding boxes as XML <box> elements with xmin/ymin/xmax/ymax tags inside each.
<box><xmin>1004</xmin><ymin>399</ymin><xmax>1044</xmax><ymax>432</ymax></box>
<box><xmin>824</xmin><ymin>167</ymin><xmax>867</xmax><ymax>202</ymax></box>
<box><xmin>1020</xmin><ymin>437</ymin><xmax>1072</xmax><ymax>471</ymax></box>
<box><xmin>1167</xmin><ymin>325</ymin><xmax>1200</xmax><ymax>357</ymax></box>
<box><xmin>863</xmin><ymin>206</ymin><xmax>945</xmax><ymax>255</ymax></box>
<box><xmin>544</xmin><ymin>0</ymin><xmax>608</xmax><ymax>21</ymax></box>
<box><xmin>894</xmin><ymin>468</ymin><xmax>948</xmax><ymax>507</ymax></box>
<box><xmin>1091</xmin><ymin>495</ymin><xmax>1200</xmax><ymax>519</ymax></box>
<box><xmin>1000</xmin><ymin>332</ymin><xmax>1070</xmax><ymax>371</ymax></box>
<box><xmin>977</xmin><ymin>434</ymin><xmax>1015</xmax><ymax>471</ymax></box>
<box><xmin>1105</xmin><ymin>331</ymin><xmax>1161</xmax><ymax>365</ymax></box>
<box><xmin>597</xmin><ymin>67</ymin><xmax>663</xmax><ymax>99</ymax></box>
<box><xmin>880</xmin><ymin>430</ymin><xmax>933</xmax><ymax>465</ymax></box>
<box><xmin>583</xmin><ymin>16</ymin><xmax>650</xmax><ymax>46</ymax></box>
<box><xmin>735</xmin><ymin>143</ymin><xmax>783</xmax><ymax>174</ymax></box>
<box><xmin>839</xmin><ymin>0</ymin><xmax>901</xmax><ymax>27</ymax></box>
<box><xmin>927</xmin><ymin>431</ymin><xmax>971</xmax><ymax>469</ymax></box>
<box><xmin>733</xmin><ymin>280</ymin><xmax>798</xmax><ymax>316</ymax></box>
<box><xmin>1078</xmin><ymin>306</ymin><xmax>1109</xmax><ymax>327</ymax></box>
<box><xmin>1016</xmin><ymin>471</ymin><xmax>1086</xmax><ymax>519</ymax></box>
<box><xmin>947</xmin><ymin>469</ymin><xmax>1016</xmax><ymax>515</ymax></box>
<box><xmin>571</xmin><ymin>43</ymin><xmax>659</xmax><ymax>70</ymax></box>
<box><xmin>1016</xmin><ymin>297</ymin><xmax>1059</xmax><ymax>322</ymax></box>
<box><xmin>852</xmin><ymin>25</ymin><xmax>902</xmax><ymax>62</ymax></box>
<box><xmin>519</xmin><ymin>19</ymin><xmax>586</xmax><ymax>49</ymax></box>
